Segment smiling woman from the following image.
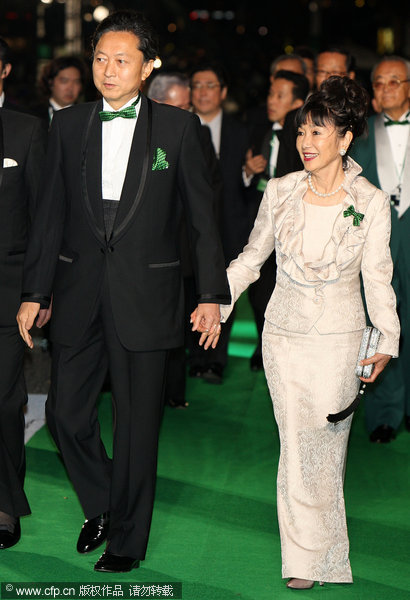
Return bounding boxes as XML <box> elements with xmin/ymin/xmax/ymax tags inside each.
<box><xmin>217</xmin><ymin>76</ymin><xmax>400</xmax><ymax>589</ymax></box>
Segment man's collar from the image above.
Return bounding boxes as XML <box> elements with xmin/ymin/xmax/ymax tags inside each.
<box><xmin>102</xmin><ymin>95</ymin><xmax>139</xmax><ymax>112</ymax></box>
<box><xmin>0</xmin><ymin>91</ymin><xmax>4</xmax><ymax>108</ymax></box>
<box><xmin>49</xmin><ymin>98</ymin><xmax>72</xmax><ymax>111</ymax></box>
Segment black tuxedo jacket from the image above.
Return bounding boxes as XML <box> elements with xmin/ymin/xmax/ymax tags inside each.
<box><xmin>22</xmin><ymin>95</ymin><xmax>229</xmax><ymax>350</ymax></box>
<box><xmin>0</xmin><ymin>109</ymin><xmax>46</xmax><ymax>326</ymax></box>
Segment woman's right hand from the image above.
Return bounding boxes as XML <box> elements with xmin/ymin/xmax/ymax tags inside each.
<box><xmin>359</xmin><ymin>352</ymin><xmax>391</xmax><ymax>383</ymax></box>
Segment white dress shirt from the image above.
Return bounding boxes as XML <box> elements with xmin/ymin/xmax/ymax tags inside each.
<box><xmin>0</xmin><ymin>92</ymin><xmax>4</xmax><ymax>107</ymax></box>
<box><xmin>198</xmin><ymin>109</ymin><xmax>222</xmax><ymax>158</ymax></box>
<box><xmin>101</xmin><ymin>95</ymin><xmax>141</xmax><ymax>201</ymax></box>
<box><xmin>384</xmin><ymin>110</ymin><xmax>410</xmax><ymax>181</ymax></box>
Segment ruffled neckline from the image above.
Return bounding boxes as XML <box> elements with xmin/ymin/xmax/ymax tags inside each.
<box><xmin>274</xmin><ymin>157</ymin><xmax>371</xmax><ymax>287</ymax></box>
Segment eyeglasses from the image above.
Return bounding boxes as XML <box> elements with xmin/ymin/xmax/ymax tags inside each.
<box><xmin>372</xmin><ymin>78</ymin><xmax>410</xmax><ymax>91</ymax></box>
<box><xmin>315</xmin><ymin>70</ymin><xmax>348</xmax><ymax>78</ymax></box>
<box><xmin>190</xmin><ymin>82</ymin><xmax>221</xmax><ymax>90</ymax></box>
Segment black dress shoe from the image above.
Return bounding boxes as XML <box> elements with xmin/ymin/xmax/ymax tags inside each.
<box><xmin>250</xmin><ymin>352</ymin><xmax>263</xmax><ymax>371</ymax></box>
<box><xmin>166</xmin><ymin>397</ymin><xmax>189</xmax><ymax>408</ymax></box>
<box><xmin>77</xmin><ymin>513</ymin><xmax>109</xmax><ymax>553</ymax></box>
<box><xmin>202</xmin><ymin>363</ymin><xmax>223</xmax><ymax>384</ymax></box>
<box><xmin>188</xmin><ymin>364</ymin><xmax>203</xmax><ymax>378</ymax></box>
<box><xmin>370</xmin><ymin>424</ymin><xmax>396</xmax><ymax>443</ymax></box>
<box><xmin>94</xmin><ymin>550</ymin><xmax>140</xmax><ymax>573</ymax></box>
<box><xmin>0</xmin><ymin>519</ymin><xmax>20</xmax><ymax>550</ymax></box>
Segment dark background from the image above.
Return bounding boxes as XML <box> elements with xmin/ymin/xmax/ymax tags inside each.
<box><xmin>1</xmin><ymin>0</ymin><xmax>409</xmax><ymax>110</ymax></box>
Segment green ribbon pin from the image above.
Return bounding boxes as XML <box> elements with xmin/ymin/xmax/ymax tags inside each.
<box><xmin>343</xmin><ymin>205</ymin><xmax>364</xmax><ymax>227</ymax></box>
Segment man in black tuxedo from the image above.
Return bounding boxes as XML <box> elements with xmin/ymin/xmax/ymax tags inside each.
<box><xmin>190</xmin><ymin>62</ymin><xmax>249</xmax><ymax>383</ymax></box>
<box><xmin>244</xmin><ymin>70</ymin><xmax>309</xmax><ymax>370</ymax></box>
<box><xmin>17</xmin><ymin>11</ymin><xmax>229</xmax><ymax>572</ymax></box>
<box><xmin>0</xmin><ymin>108</ymin><xmax>46</xmax><ymax>549</ymax></box>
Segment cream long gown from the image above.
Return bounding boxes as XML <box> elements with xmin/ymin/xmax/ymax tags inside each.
<box><xmin>263</xmin><ymin>201</ymin><xmax>360</xmax><ymax>583</ymax></box>
<box><xmin>221</xmin><ymin>161</ymin><xmax>400</xmax><ymax>584</ymax></box>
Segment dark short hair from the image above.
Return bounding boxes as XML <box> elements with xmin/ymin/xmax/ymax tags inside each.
<box><xmin>316</xmin><ymin>47</ymin><xmax>356</xmax><ymax>73</ymax></box>
<box><xmin>39</xmin><ymin>56</ymin><xmax>87</xmax><ymax>98</ymax></box>
<box><xmin>0</xmin><ymin>37</ymin><xmax>11</xmax><ymax>66</ymax></box>
<box><xmin>92</xmin><ymin>10</ymin><xmax>159</xmax><ymax>62</ymax></box>
<box><xmin>295</xmin><ymin>77</ymin><xmax>368</xmax><ymax>159</ymax></box>
<box><xmin>294</xmin><ymin>46</ymin><xmax>315</xmax><ymax>62</ymax></box>
<box><xmin>190</xmin><ymin>62</ymin><xmax>229</xmax><ymax>89</ymax></box>
<box><xmin>272</xmin><ymin>70</ymin><xmax>309</xmax><ymax>103</ymax></box>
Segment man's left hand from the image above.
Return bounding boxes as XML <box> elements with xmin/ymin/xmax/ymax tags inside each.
<box><xmin>191</xmin><ymin>303</ymin><xmax>222</xmax><ymax>350</ymax></box>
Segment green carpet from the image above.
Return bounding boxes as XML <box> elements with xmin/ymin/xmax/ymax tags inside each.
<box><xmin>1</xmin><ymin>294</ymin><xmax>409</xmax><ymax>600</ymax></box>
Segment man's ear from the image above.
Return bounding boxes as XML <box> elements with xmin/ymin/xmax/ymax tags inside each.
<box><xmin>348</xmin><ymin>71</ymin><xmax>356</xmax><ymax>80</ymax></box>
<box><xmin>142</xmin><ymin>60</ymin><xmax>155</xmax><ymax>82</ymax></box>
<box><xmin>292</xmin><ymin>98</ymin><xmax>304</xmax><ymax>110</ymax></box>
<box><xmin>221</xmin><ymin>86</ymin><xmax>228</xmax><ymax>101</ymax></box>
<box><xmin>1</xmin><ymin>63</ymin><xmax>12</xmax><ymax>80</ymax></box>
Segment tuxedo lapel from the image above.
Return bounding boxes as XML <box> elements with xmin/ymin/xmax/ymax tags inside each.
<box><xmin>113</xmin><ymin>94</ymin><xmax>149</xmax><ymax>232</ymax></box>
<box><xmin>85</xmin><ymin>101</ymin><xmax>104</xmax><ymax>235</ymax></box>
<box><xmin>0</xmin><ymin>114</ymin><xmax>4</xmax><ymax>191</ymax></box>
<box><xmin>111</xmin><ymin>95</ymin><xmax>152</xmax><ymax>242</ymax></box>
<box><xmin>374</xmin><ymin>114</ymin><xmax>397</xmax><ymax>194</ymax></box>
<box><xmin>399</xmin><ymin>126</ymin><xmax>410</xmax><ymax>218</ymax></box>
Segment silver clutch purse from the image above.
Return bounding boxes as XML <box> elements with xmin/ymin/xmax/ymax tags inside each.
<box><xmin>327</xmin><ymin>326</ymin><xmax>381</xmax><ymax>423</ymax></box>
<box><xmin>355</xmin><ymin>326</ymin><xmax>381</xmax><ymax>379</ymax></box>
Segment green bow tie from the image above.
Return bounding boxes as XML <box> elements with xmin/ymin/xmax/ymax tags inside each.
<box><xmin>344</xmin><ymin>205</ymin><xmax>364</xmax><ymax>226</ymax></box>
<box><xmin>384</xmin><ymin>116</ymin><xmax>410</xmax><ymax>127</ymax></box>
<box><xmin>99</xmin><ymin>94</ymin><xmax>140</xmax><ymax>122</ymax></box>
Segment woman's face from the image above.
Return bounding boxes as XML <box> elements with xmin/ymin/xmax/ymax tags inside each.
<box><xmin>296</xmin><ymin>115</ymin><xmax>352</xmax><ymax>174</ymax></box>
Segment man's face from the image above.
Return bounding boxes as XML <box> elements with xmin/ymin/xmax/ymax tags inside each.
<box><xmin>315</xmin><ymin>52</ymin><xmax>353</xmax><ymax>89</ymax></box>
<box><xmin>190</xmin><ymin>70</ymin><xmax>227</xmax><ymax>120</ymax></box>
<box><xmin>93</xmin><ymin>31</ymin><xmax>154</xmax><ymax>110</ymax></box>
<box><xmin>165</xmin><ymin>85</ymin><xmax>191</xmax><ymax>111</ymax></box>
<box><xmin>372</xmin><ymin>60</ymin><xmax>410</xmax><ymax>116</ymax></box>
<box><xmin>50</xmin><ymin>66</ymin><xmax>82</xmax><ymax>107</ymax></box>
<box><xmin>267</xmin><ymin>78</ymin><xmax>303</xmax><ymax>126</ymax></box>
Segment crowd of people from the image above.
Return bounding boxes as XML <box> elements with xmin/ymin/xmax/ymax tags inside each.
<box><xmin>0</xmin><ymin>10</ymin><xmax>408</xmax><ymax>589</ymax></box>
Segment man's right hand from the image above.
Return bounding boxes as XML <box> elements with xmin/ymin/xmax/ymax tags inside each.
<box><xmin>16</xmin><ymin>302</ymin><xmax>41</xmax><ymax>349</ymax></box>
<box><xmin>244</xmin><ymin>149</ymin><xmax>267</xmax><ymax>177</ymax></box>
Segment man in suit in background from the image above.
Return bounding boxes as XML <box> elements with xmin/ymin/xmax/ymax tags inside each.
<box><xmin>351</xmin><ymin>56</ymin><xmax>410</xmax><ymax>443</ymax></box>
<box><xmin>31</xmin><ymin>56</ymin><xmax>86</xmax><ymax>127</ymax></box>
<box><xmin>244</xmin><ymin>70</ymin><xmax>309</xmax><ymax>370</ymax></box>
<box><xmin>17</xmin><ymin>10</ymin><xmax>229</xmax><ymax>572</ymax></box>
<box><xmin>315</xmin><ymin>47</ymin><xmax>356</xmax><ymax>90</ymax></box>
<box><xmin>0</xmin><ymin>108</ymin><xmax>46</xmax><ymax>548</ymax></box>
<box><xmin>190</xmin><ymin>62</ymin><xmax>249</xmax><ymax>384</ymax></box>
<box><xmin>147</xmin><ymin>72</ymin><xmax>223</xmax><ymax>406</ymax></box>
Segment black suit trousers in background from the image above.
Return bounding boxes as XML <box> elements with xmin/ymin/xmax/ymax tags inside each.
<box><xmin>46</xmin><ymin>272</ymin><xmax>167</xmax><ymax>559</ymax></box>
<box><xmin>0</xmin><ymin>326</ymin><xmax>30</xmax><ymax>517</ymax></box>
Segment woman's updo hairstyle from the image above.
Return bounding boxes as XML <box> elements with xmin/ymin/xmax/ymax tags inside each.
<box><xmin>295</xmin><ymin>76</ymin><xmax>369</xmax><ymax>157</ymax></box>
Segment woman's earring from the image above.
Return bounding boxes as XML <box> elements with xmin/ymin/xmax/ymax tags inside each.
<box><xmin>340</xmin><ymin>148</ymin><xmax>346</xmax><ymax>156</ymax></box>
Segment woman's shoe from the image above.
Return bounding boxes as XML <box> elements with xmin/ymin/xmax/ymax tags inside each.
<box><xmin>286</xmin><ymin>578</ymin><xmax>315</xmax><ymax>590</ymax></box>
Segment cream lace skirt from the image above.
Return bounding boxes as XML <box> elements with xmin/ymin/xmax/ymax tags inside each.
<box><xmin>262</xmin><ymin>321</ymin><xmax>363</xmax><ymax>583</ymax></box>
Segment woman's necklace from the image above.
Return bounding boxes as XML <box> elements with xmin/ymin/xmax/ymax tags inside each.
<box><xmin>308</xmin><ymin>172</ymin><xmax>345</xmax><ymax>198</ymax></box>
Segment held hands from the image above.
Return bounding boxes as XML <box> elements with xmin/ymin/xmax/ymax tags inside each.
<box><xmin>244</xmin><ymin>149</ymin><xmax>267</xmax><ymax>177</ymax></box>
<box><xmin>359</xmin><ymin>352</ymin><xmax>391</xmax><ymax>383</ymax></box>
<box><xmin>16</xmin><ymin>301</ymin><xmax>46</xmax><ymax>349</ymax></box>
<box><xmin>190</xmin><ymin>303</ymin><xmax>222</xmax><ymax>350</ymax></box>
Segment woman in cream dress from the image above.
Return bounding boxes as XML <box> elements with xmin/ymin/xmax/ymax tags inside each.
<box><xmin>195</xmin><ymin>77</ymin><xmax>400</xmax><ymax>589</ymax></box>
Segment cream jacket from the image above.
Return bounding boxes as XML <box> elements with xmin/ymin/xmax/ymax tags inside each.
<box><xmin>221</xmin><ymin>158</ymin><xmax>400</xmax><ymax>357</ymax></box>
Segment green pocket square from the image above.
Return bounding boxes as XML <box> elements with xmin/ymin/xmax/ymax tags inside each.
<box><xmin>152</xmin><ymin>147</ymin><xmax>169</xmax><ymax>171</ymax></box>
